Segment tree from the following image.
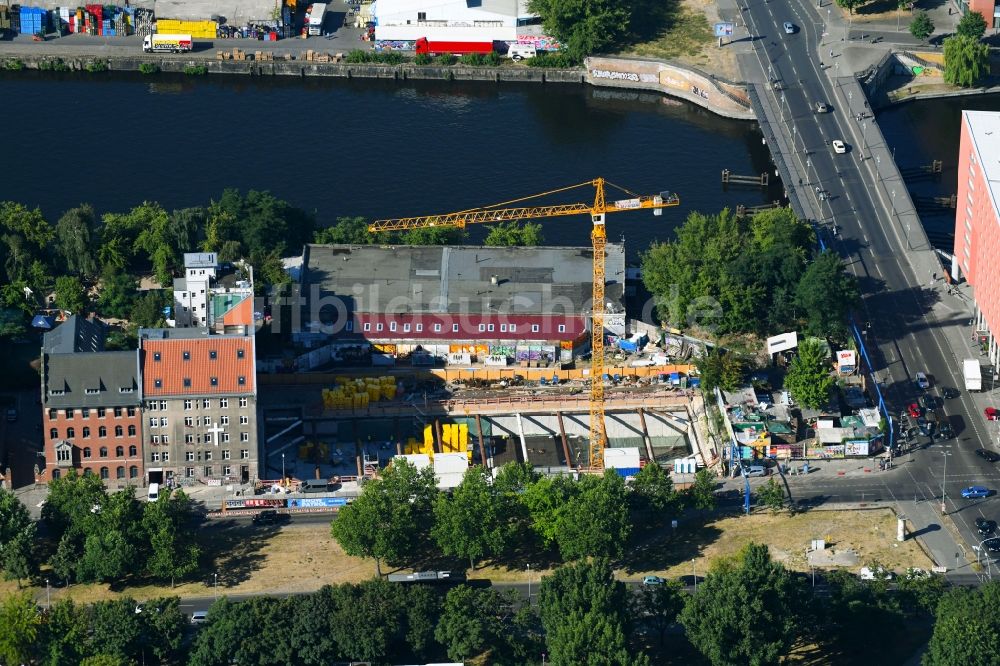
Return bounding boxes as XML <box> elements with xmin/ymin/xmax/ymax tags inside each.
<box><xmin>0</xmin><ymin>591</ymin><xmax>42</xmax><ymax>666</ymax></box>
<box><xmin>433</xmin><ymin>465</ymin><xmax>511</xmax><ymax>569</ymax></box>
<box><xmin>314</xmin><ymin>216</ymin><xmax>378</xmax><ymax>244</ymax></box>
<box><xmin>88</xmin><ymin>597</ymin><xmax>145</xmax><ymax>663</ymax></box>
<box><xmin>631</xmin><ymin>580</ymin><xmax>684</xmax><ymax>647</ymax></box>
<box><xmin>784</xmin><ymin>338</ymin><xmax>834</xmax><ymax>410</ymax></box>
<box><xmin>538</xmin><ymin>559</ymin><xmax>639</xmax><ymax>666</ymax></box>
<box><xmin>680</xmin><ymin>543</ymin><xmax>805</xmax><ymax>666</ymax></box>
<box><xmin>523</xmin><ymin>474</ymin><xmax>579</xmax><ymax>549</ymax></box>
<box><xmin>0</xmin><ymin>201</ymin><xmax>54</xmax><ymax>284</ymax></box>
<box><xmin>629</xmin><ymin>462</ymin><xmax>680</xmax><ymax>527</ymax></box>
<box><xmin>131</xmin><ymin>202</ymin><xmax>176</xmax><ymax>286</ymax></box>
<box><xmin>40</xmin><ymin>599</ymin><xmax>90</xmax><ymax>666</ymax></box>
<box><xmin>141</xmin><ymin>597</ymin><xmax>189</xmax><ymax>664</ymax></box>
<box><xmin>835</xmin><ymin>0</ymin><xmax>864</xmax><ymax>14</ymax></box>
<box><xmin>955</xmin><ymin>10</ymin><xmax>987</xmax><ymax>39</ymax></box>
<box><xmin>696</xmin><ymin>348</ymin><xmax>745</xmax><ymax>392</ymax></box>
<box><xmin>909</xmin><ymin>11</ymin><xmax>934</xmax><ymax>41</ymax></box>
<box><xmin>96</xmin><ymin>269</ymin><xmax>137</xmax><ymax>320</ymax></box>
<box><xmin>944</xmin><ymin>34</ymin><xmax>990</xmax><ymax>87</ymax></box>
<box><xmin>51</xmin><ymin>531</ymin><xmax>82</xmax><ymax>585</ymax></box>
<box><xmin>554</xmin><ymin>471</ymin><xmax>631</xmax><ymax>560</ymax></box>
<box><xmin>483</xmin><ymin>221</ymin><xmax>545</xmax><ymax>246</ymax></box>
<box><xmin>55</xmin><ymin>204</ymin><xmax>99</xmax><ymax>278</ymax></box>
<box><xmin>528</xmin><ymin>0</ymin><xmax>631</xmax><ymax>60</ymax></box>
<box><xmin>686</xmin><ymin>467</ymin><xmax>717</xmax><ymax>510</ymax></box>
<box><xmin>54</xmin><ymin>275</ymin><xmax>87</xmax><ymax>314</ymax></box>
<box><xmin>398</xmin><ymin>225</ymin><xmax>467</xmax><ymax>245</ymax></box>
<box><xmin>2</xmin><ymin>525</ymin><xmax>38</xmax><ymax>586</ymax></box>
<box><xmin>0</xmin><ymin>486</ymin><xmax>32</xmax><ymax>548</ymax></box>
<box><xmin>330</xmin><ymin>459</ymin><xmax>438</xmax><ymax>575</ymax></box>
<box><xmin>42</xmin><ymin>469</ymin><xmax>108</xmax><ymax>541</ymax></box>
<box><xmin>0</xmin><ymin>307</ymin><xmax>27</xmax><ymax>340</ymax></box>
<box><xmin>76</xmin><ymin>487</ymin><xmax>145</xmax><ymax>584</ymax></box>
<box><xmin>795</xmin><ymin>250</ymin><xmax>858</xmax><ymax>337</ymax></box>
<box><xmin>925</xmin><ymin>582</ymin><xmax>1000</xmax><ymax>665</ymax></box>
<box><xmin>130</xmin><ymin>290</ymin><xmax>169</xmax><ymax>328</ymax></box>
<box><xmin>143</xmin><ymin>489</ymin><xmax>201</xmax><ymax>586</ymax></box>
<box><xmin>755</xmin><ymin>478</ymin><xmax>785</xmax><ymax>513</ymax></box>
<box><xmin>435</xmin><ymin>585</ymin><xmax>515</xmax><ymax>661</ymax></box>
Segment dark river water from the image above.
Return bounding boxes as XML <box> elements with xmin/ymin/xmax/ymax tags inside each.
<box><xmin>0</xmin><ymin>71</ymin><xmax>781</xmax><ymax>258</ymax></box>
<box><xmin>878</xmin><ymin>92</ymin><xmax>1000</xmax><ymax>250</ymax></box>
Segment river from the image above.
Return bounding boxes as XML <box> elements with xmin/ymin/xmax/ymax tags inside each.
<box><xmin>0</xmin><ymin>71</ymin><xmax>780</xmax><ymax>257</ymax></box>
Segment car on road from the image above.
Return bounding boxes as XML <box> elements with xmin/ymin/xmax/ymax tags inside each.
<box><xmin>976</xmin><ymin>518</ymin><xmax>997</xmax><ymax>536</ymax></box>
<box><xmin>745</xmin><ymin>465</ymin><xmax>769</xmax><ymax>477</ymax></box>
<box><xmin>5</xmin><ymin>408</ymin><xmax>16</xmax><ymax>422</ymax></box>
<box><xmin>942</xmin><ymin>386</ymin><xmax>960</xmax><ymax>399</ymax></box>
<box><xmin>986</xmin><ymin>407</ymin><xmax>1000</xmax><ymax>421</ymax></box>
<box><xmin>783</xmin><ymin>21</ymin><xmax>797</xmax><ymax>34</ymax></box>
<box><xmin>937</xmin><ymin>422</ymin><xmax>954</xmax><ymax>440</ymax></box>
<box><xmin>642</xmin><ymin>575</ymin><xmax>665</xmax><ymax>586</ymax></box>
<box><xmin>919</xmin><ymin>394</ymin><xmax>938</xmax><ymax>411</ymax></box>
<box><xmin>915</xmin><ymin>372</ymin><xmax>930</xmax><ymax>390</ymax></box>
<box><xmin>962</xmin><ymin>486</ymin><xmax>992</xmax><ymax>499</ymax></box>
<box><xmin>832</xmin><ymin>140</ymin><xmax>847</xmax><ymax>154</ymax></box>
<box><xmin>815</xmin><ymin>102</ymin><xmax>830</xmax><ymax>113</ymax></box>
<box><xmin>984</xmin><ymin>538</ymin><xmax>1000</xmax><ymax>553</ymax></box>
<box><xmin>251</xmin><ymin>509</ymin><xmax>288</xmax><ymax>525</ymax></box>
<box><xmin>191</xmin><ymin>611</ymin><xmax>208</xmax><ymax>624</ymax></box>
<box><xmin>977</xmin><ymin>449</ymin><xmax>1000</xmax><ymax>463</ymax></box>
<box><xmin>907</xmin><ymin>403</ymin><xmax>922</xmax><ymax>418</ymax></box>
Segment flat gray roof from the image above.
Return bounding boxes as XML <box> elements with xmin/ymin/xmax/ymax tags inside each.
<box><xmin>302</xmin><ymin>244</ymin><xmax>626</xmax><ymax>314</ymax></box>
<box><xmin>44</xmin><ymin>351</ymin><xmax>141</xmax><ymax>408</ymax></box>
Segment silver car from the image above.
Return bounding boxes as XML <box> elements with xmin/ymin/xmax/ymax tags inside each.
<box><xmin>783</xmin><ymin>22</ymin><xmax>796</xmax><ymax>34</ymax></box>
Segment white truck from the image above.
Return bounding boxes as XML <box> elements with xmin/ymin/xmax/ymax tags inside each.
<box><xmin>964</xmin><ymin>358</ymin><xmax>982</xmax><ymax>392</ymax></box>
<box><xmin>306</xmin><ymin>3</ymin><xmax>326</xmax><ymax>36</ymax></box>
<box><xmin>142</xmin><ymin>34</ymin><xmax>193</xmax><ymax>53</ymax></box>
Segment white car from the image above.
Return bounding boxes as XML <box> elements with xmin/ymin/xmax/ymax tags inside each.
<box><xmin>859</xmin><ymin>565</ymin><xmax>894</xmax><ymax>581</ymax></box>
<box><xmin>915</xmin><ymin>372</ymin><xmax>930</xmax><ymax>390</ymax></box>
<box><xmin>832</xmin><ymin>140</ymin><xmax>847</xmax><ymax>154</ymax></box>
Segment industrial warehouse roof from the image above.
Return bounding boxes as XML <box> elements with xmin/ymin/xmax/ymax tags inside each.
<box><xmin>43</xmin><ymin>351</ymin><xmax>141</xmax><ymax>408</ymax></box>
<box><xmin>42</xmin><ymin>315</ymin><xmax>106</xmax><ymax>354</ymax></box>
<box><xmin>302</xmin><ymin>244</ymin><xmax>627</xmax><ymax>314</ymax></box>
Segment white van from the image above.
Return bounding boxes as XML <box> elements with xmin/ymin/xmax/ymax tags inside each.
<box><xmin>147</xmin><ymin>483</ymin><xmax>160</xmax><ymax>502</ymax></box>
<box><xmin>507</xmin><ymin>44</ymin><xmax>537</xmax><ymax>61</ymax></box>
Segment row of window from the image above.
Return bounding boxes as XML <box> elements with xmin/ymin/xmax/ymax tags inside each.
<box><xmin>359</xmin><ymin>321</ymin><xmax>562</xmax><ymax>335</ymax></box>
<box><xmin>152</xmin><ymin>376</ymin><xmax>246</xmax><ymax>389</ymax></box>
<box><xmin>149</xmin><ymin>398</ymin><xmax>249</xmax><ymax>410</ymax></box>
<box><xmin>152</xmin><ymin>449</ymin><xmax>251</xmax><ymax>463</ymax></box>
<box><xmin>50</xmin><ymin>425</ymin><xmax>136</xmax><ymax>440</ymax></box>
<box><xmin>57</xmin><ymin>445</ymin><xmax>139</xmax><ymax>461</ymax></box>
<box><xmin>186</xmin><ymin>466</ymin><xmax>237</xmax><ymax>478</ymax></box>
<box><xmin>51</xmin><ymin>466</ymin><xmax>140</xmax><ymax>481</ymax></box>
<box><xmin>150</xmin><ymin>432</ymin><xmax>250</xmax><ymax>444</ymax></box>
<box><xmin>152</xmin><ymin>348</ymin><xmax>246</xmax><ymax>362</ymax></box>
<box><xmin>182</xmin><ymin>415</ymin><xmax>249</xmax><ymax>427</ymax></box>
<box><xmin>48</xmin><ymin>407</ymin><xmax>136</xmax><ymax>420</ymax></box>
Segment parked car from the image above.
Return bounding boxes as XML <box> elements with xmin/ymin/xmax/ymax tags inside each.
<box><xmin>986</xmin><ymin>407</ymin><xmax>1000</xmax><ymax>421</ymax></box>
<box><xmin>915</xmin><ymin>372</ymin><xmax>930</xmax><ymax>390</ymax></box>
<box><xmin>937</xmin><ymin>422</ymin><xmax>954</xmax><ymax>440</ymax></box>
<box><xmin>977</xmin><ymin>449</ymin><xmax>1000</xmax><ymax>463</ymax></box>
<box><xmin>642</xmin><ymin>575</ymin><xmax>665</xmax><ymax>586</ymax></box>
<box><xmin>252</xmin><ymin>509</ymin><xmax>288</xmax><ymax>525</ymax></box>
<box><xmin>783</xmin><ymin>21</ymin><xmax>797</xmax><ymax>33</ymax></box>
<box><xmin>919</xmin><ymin>394</ymin><xmax>938</xmax><ymax>411</ymax></box>
<box><xmin>942</xmin><ymin>386</ymin><xmax>960</xmax><ymax>399</ymax></box>
<box><xmin>191</xmin><ymin>611</ymin><xmax>208</xmax><ymax>624</ymax></box>
<box><xmin>859</xmin><ymin>565</ymin><xmax>894</xmax><ymax>581</ymax></box>
<box><xmin>962</xmin><ymin>486</ymin><xmax>992</xmax><ymax>499</ymax></box>
<box><xmin>832</xmin><ymin>139</ymin><xmax>847</xmax><ymax>154</ymax></box>
<box><xmin>976</xmin><ymin>518</ymin><xmax>997</xmax><ymax>536</ymax></box>
<box><xmin>745</xmin><ymin>465</ymin><xmax>769</xmax><ymax>477</ymax></box>
<box><xmin>984</xmin><ymin>537</ymin><xmax>1000</xmax><ymax>553</ymax></box>
<box><xmin>908</xmin><ymin>403</ymin><xmax>922</xmax><ymax>418</ymax></box>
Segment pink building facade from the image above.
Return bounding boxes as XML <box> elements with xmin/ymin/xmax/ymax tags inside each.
<box><xmin>953</xmin><ymin>110</ymin><xmax>1000</xmax><ymax>368</ymax></box>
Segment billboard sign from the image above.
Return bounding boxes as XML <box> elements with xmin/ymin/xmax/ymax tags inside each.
<box><xmin>287</xmin><ymin>497</ymin><xmax>348</xmax><ymax>508</ymax></box>
<box><xmin>714</xmin><ymin>22</ymin><xmax>735</xmax><ymax>37</ymax></box>
<box><xmin>766</xmin><ymin>332</ymin><xmax>798</xmax><ymax>354</ymax></box>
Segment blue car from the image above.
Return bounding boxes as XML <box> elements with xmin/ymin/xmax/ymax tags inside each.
<box><xmin>961</xmin><ymin>486</ymin><xmax>992</xmax><ymax>499</ymax></box>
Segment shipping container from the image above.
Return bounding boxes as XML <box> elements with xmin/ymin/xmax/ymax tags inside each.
<box><xmin>414</xmin><ymin>37</ymin><xmax>496</xmax><ymax>55</ymax></box>
<box><xmin>305</xmin><ymin>3</ymin><xmax>326</xmax><ymax>35</ymax></box>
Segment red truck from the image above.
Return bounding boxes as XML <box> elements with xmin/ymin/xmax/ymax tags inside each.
<box><xmin>414</xmin><ymin>37</ymin><xmax>496</xmax><ymax>55</ymax></box>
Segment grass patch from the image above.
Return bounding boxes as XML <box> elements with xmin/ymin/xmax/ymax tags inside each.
<box><xmin>38</xmin><ymin>58</ymin><xmax>70</xmax><ymax>72</ymax></box>
<box><xmin>629</xmin><ymin>6</ymin><xmax>714</xmax><ymax>61</ymax></box>
<box><xmin>183</xmin><ymin>64</ymin><xmax>208</xmax><ymax>76</ymax></box>
<box><xmin>4</xmin><ymin>58</ymin><xmax>25</xmax><ymax>71</ymax></box>
<box><xmin>138</xmin><ymin>62</ymin><xmax>159</xmax><ymax>75</ymax></box>
<box><xmin>84</xmin><ymin>60</ymin><xmax>108</xmax><ymax>73</ymax></box>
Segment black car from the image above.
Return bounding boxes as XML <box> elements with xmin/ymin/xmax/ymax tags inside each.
<box><xmin>984</xmin><ymin>537</ymin><xmax>1000</xmax><ymax>553</ymax></box>
<box><xmin>937</xmin><ymin>423</ymin><xmax>954</xmax><ymax>440</ymax></box>
<box><xmin>942</xmin><ymin>387</ymin><xmax>960</xmax><ymax>400</ymax></box>
<box><xmin>251</xmin><ymin>509</ymin><xmax>288</xmax><ymax>525</ymax></box>
<box><xmin>976</xmin><ymin>518</ymin><xmax>997</xmax><ymax>536</ymax></box>
<box><xmin>919</xmin><ymin>395</ymin><xmax>939</xmax><ymax>411</ymax></box>
<box><xmin>977</xmin><ymin>449</ymin><xmax>1000</xmax><ymax>463</ymax></box>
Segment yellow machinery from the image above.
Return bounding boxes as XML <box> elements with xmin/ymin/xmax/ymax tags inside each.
<box><xmin>369</xmin><ymin>178</ymin><xmax>679</xmax><ymax>470</ymax></box>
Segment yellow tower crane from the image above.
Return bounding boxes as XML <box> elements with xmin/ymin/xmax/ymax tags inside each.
<box><xmin>369</xmin><ymin>178</ymin><xmax>680</xmax><ymax>470</ymax></box>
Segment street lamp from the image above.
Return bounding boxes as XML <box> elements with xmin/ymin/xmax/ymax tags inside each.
<box><xmin>940</xmin><ymin>451</ymin><xmax>952</xmax><ymax>514</ymax></box>
<box><xmin>214</xmin><ymin>572</ymin><xmax>218</xmax><ymax>600</ymax></box>
<box><xmin>527</xmin><ymin>564</ymin><xmax>532</xmax><ymax>602</ymax></box>
<box><xmin>46</xmin><ymin>578</ymin><xmax>50</xmax><ymax>610</ymax></box>
<box><xmin>281</xmin><ymin>452</ymin><xmax>285</xmax><ymax>483</ymax></box>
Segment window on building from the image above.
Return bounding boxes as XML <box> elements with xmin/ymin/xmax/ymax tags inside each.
<box><xmin>203</xmin><ymin>399</ymin><xmax>211</xmax><ymax>409</ymax></box>
<box><xmin>345</xmin><ymin>320</ymin><xmax>354</xmax><ymax>332</ymax></box>
<box><xmin>152</xmin><ymin>436</ymin><xmax>160</xmax><ymax>444</ymax></box>
<box><xmin>479</xmin><ymin>323</ymin><xmax>486</xmax><ymax>332</ymax></box>
<box><xmin>238</xmin><ymin>376</ymin><xmax>246</xmax><ymax>386</ymax></box>
<box><xmin>185</xmin><ymin>434</ymin><xmax>194</xmax><ymax>444</ymax></box>
<box><xmin>185</xmin><ymin>417</ymin><xmax>194</xmax><ymax>427</ymax></box>
<box><xmin>66</xmin><ymin>427</ymin><xmax>75</xmax><ymax>438</ymax></box>
<box><xmin>52</xmin><ymin>469</ymin><xmax>61</xmax><ymax>480</ymax></box>
<box><xmin>160</xmin><ymin>417</ymin><xmax>168</xmax><ymax>427</ymax></box>
<box><xmin>99</xmin><ymin>446</ymin><xmax>107</xmax><ymax>458</ymax></box>
<box><xmin>115</xmin><ymin>445</ymin><xmax>124</xmax><ymax>457</ymax></box>
<box><xmin>128</xmin><ymin>445</ymin><xmax>137</xmax><ymax>457</ymax></box>
<box><xmin>154</xmin><ymin>379</ymin><xmax>162</xmax><ymax>388</ymax></box>
<box><xmin>210</xmin><ymin>377</ymin><xmax>218</xmax><ymax>387</ymax></box>
<box><xmin>129</xmin><ymin>466</ymin><xmax>138</xmax><ymax>479</ymax></box>
<box><xmin>83</xmin><ymin>447</ymin><xmax>91</xmax><ymax>459</ymax></box>
<box><xmin>184</xmin><ymin>378</ymin><xmax>192</xmax><ymax>388</ymax></box>
<box><xmin>510</xmin><ymin>323</ymin><xmax>517</xmax><ymax>332</ymax></box>
<box><xmin>390</xmin><ymin>321</ymin><xmax>397</xmax><ymax>332</ymax></box>
<box><xmin>183</xmin><ymin>351</ymin><xmax>191</xmax><ymax>361</ymax></box>
<box><xmin>114</xmin><ymin>407</ymin><xmax>122</xmax><ymax>418</ymax></box>
<box><xmin>240</xmin><ymin>432</ymin><xmax>249</xmax><ymax>442</ymax></box>
<box><xmin>500</xmin><ymin>324</ymin><xmax>507</xmax><ymax>332</ymax></box>
<box><xmin>128</xmin><ymin>425</ymin><xmax>136</xmax><ymax>437</ymax></box>
<box><xmin>160</xmin><ymin>401</ymin><xmax>167</xmax><ymax>410</ymax></box>
<box><xmin>416</xmin><ymin>323</ymin><xmax>423</xmax><ymax>332</ymax></box>
<box><xmin>558</xmin><ymin>324</ymin><xmax>566</xmax><ymax>333</ymax></box>
<box><xmin>364</xmin><ymin>322</ymin><xmax>372</xmax><ymax>332</ymax></box>
<box><xmin>100</xmin><ymin>467</ymin><xmax>109</xmax><ymax>480</ymax></box>
<box><xmin>184</xmin><ymin>400</ymin><xmax>193</xmax><ymax>410</ymax></box>
<box><xmin>237</xmin><ymin>349</ymin><xmax>245</xmax><ymax>359</ymax></box>
<box><xmin>116</xmin><ymin>467</ymin><xmax>125</xmax><ymax>479</ymax></box>
<box><xmin>49</xmin><ymin>428</ymin><xmax>58</xmax><ymax>439</ymax></box>
<box><xmin>127</xmin><ymin>407</ymin><xmax>135</xmax><ymax>417</ymax></box>
<box><xmin>153</xmin><ymin>352</ymin><xmax>161</xmax><ymax>362</ymax></box>
<box><xmin>148</xmin><ymin>401</ymin><xmax>157</xmax><ymax>411</ymax></box>
<box><xmin>223</xmin><ymin>465</ymin><xmax>233</xmax><ymax>476</ymax></box>
<box><xmin>376</xmin><ymin>323</ymin><xmax>384</xmax><ymax>332</ymax></box>
<box><xmin>403</xmin><ymin>323</ymin><xmax>411</xmax><ymax>333</ymax></box>
<box><xmin>115</xmin><ymin>425</ymin><xmax>123</xmax><ymax>437</ymax></box>
<box><xmin>204</xmin><ymin>466</ymin><xmax>213</xmax><ymax>477</ymax></box>
<box><xmin>162</xmin><ymin>451</ymin><xmax>169</xmax><ymax>462</ymax></box>
<box><xmin>82</xmin><ymin>427</ymin><xmax>91</xmax><ymax>438</ymax></box>
<box><xmin>85</xmin><ymin>388</ymin><xmax>100</xmax><ymax>395</ymax></box>
<box><xmin>223</xmin><ymin>449</ymin><xmax>231</xmax><ymax>460</ymax></box>
<box><xmin>203</xmin><ymin>450</ymin><xmax>212</xmax><ymax>461</ymax></box>
<box><xmin>488</xmin><ymin>324</ymin><xmax>495</xmax><ymax>332</ymax></box>
<box><xmin>186</xmin><ymin>451</ymin><xmax>195</xmax><ymax>461</ymax></box>
<box><xmin>240</xmin><ymin>397</ymin><xmax>248</xmax><ymax>408</ymax></box>
<box><xmin>66</xmin><ymin>409</ymin><xmax>75</xmax><ymax>418</ymax></box>
<box><xmin>452</xmin><ymin>324</ymin><xmax>459</xmax><ymax>333</ymax></box>
<box><xmin>48</xmin><ymin>408</ymin><xmax>57</xmax><ymax>420</ymax></box>
<box><xmin>241</xmin><ymin>449</ymin><xmax>250</xmax><ymax>459</ymax></box>
<box><xmin>97</xmin><ymin>408</ymin><xmax>106</xmax><ymax>418</ymax></box>
<box><xmin>81</xmin><ymin>408</ymin><xmax>90</xmax><ymax>418</ymax></box>
<box><xmin>221</xmin><ymin>416</ymin><xmax>230</xmax><ymax>426</ymax></box>
<box><xmin>418</xmin><ymin>11</ymin><xmax>426</xmax><ymax>19</ymax></box>
<box><xmin>240</xmin><ymin>415</ymin><xmax>249</xmax><ymax>425</ymax></box>
<box><xmin>185</xmin><ymin>467</ymin><xmax>195</xmax><ymax>478</ymax></box>
<box><xmin>162</xmin><ymin>435</ymin><xmax>169</xmax><ymax>444</ymax></box>
<box><xmin>57</xmin><ymin>447</ymin><xmax>70</xmax><ymax>463</ymax></box>
<box><xmin>222</xmin><ymin>433</ymin><xmax>230</xmax><ymax>443</ymax></box>
<box><xmin>151</xmin><ymin>452</ymin><xmax>160</xmax><ymax>462</ymax></box>
<box><xmin>434</xmin><ymin>323</ymin><xmax>442</xmax><ymax>332</ymax></box>
<box><xmin>220</xmin><ymin>398</ymin><xmax>228</xmax><ymax>408</ymax></box>
<box><xmin>99</xmin><ymin>426</ymin><xmax>107</xmax><ymax>437</ymax></box>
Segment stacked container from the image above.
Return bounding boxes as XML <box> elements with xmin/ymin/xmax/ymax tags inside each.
<box><xmin>18</xmin><ymin>5</ymin><xmax>47</xmax><ymax>35</ymax></box>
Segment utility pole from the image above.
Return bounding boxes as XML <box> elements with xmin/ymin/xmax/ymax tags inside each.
<box><xmin>940</xmin><ymin>452</ymin><xmax>948</xmax><ymax>513</ymax></box>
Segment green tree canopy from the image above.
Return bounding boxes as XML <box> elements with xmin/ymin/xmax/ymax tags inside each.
<box><xmin>483</xmin><ymin>221</ymin><xmax>545</xmax><ymax>246</ymax></box>
<box><xmin>434</xmin><ymin>585</ymin><xmax>519</xmax><ymax>662</ymax></box>
<box><xmin>630</xmin><ymin>579</ymin><xmax>684</xmax><ymax>647</ymax></box>
<box><xmin>956</xmin><ymin>10</ymin><xmax>987</xmax><ymax>39</ymax></box>
<box><xmin>54</xmin><ymin>275</ymin><xmax>87</xmax><ymax>314</ymax></box>
<box><xmin>130</xmin><ymin>290</ymin><xmax>170</xmax><ymax>328</ymax></box>
<box><xmin>42</xmin><ymin>470</ymin><xmax>108</xmax><ymax>542</ymax></box>
<box><xmin>944</xmin><ymin>34</ymin><xmax>990</xmax><ymax>87</ymax></box>
<box><xmin>314</xmin><ymin>216</ymin><xmax>378</xmax><ymax>244</ymax></box>
<box><xmin>96</xmin><ymin>268</ymin><xmax>137</xmax><ymax>320</ymax></box>
<box><xmin>680</xmin><ymin>543</ymin><xmax>806</xmax><ymax>666</ymax></box>
<box><xmin>0</xmin><ymin>590</ymin><xmax>43</xmax><ymax>666</ymax></box>
<box><xmin>795</xmin><ymin>250</ymin><xmax>859</xmax><ymax>337</ymax></box>
<box><xmin>755</xmin><ymin>477</ymin><xmax>785</xmax><ymax>513</ymax></box>
<box><xmin>432</xmin><ymin>465</ymin><xmax>513</xmax><ymax>569</ymax></box>
<box><xmin>629</xmin><ymin>461</ymin><xmax>681</xmax><ymax>527</ymax></box>
<box><xmin>55</xmin><ymin>204</ymin><xmax>99</xmax><ymax>278</ymax></box>
<box><xmin>835</xmin><ymin>0</ymin><xmax>864</xmax><ymax>14</ymax></box>
<box><xmin>76</xmin><ymin>487</ymin><xmax>145</xmax><ymax>584</ymax></box>
<box><xmin>695</xmin><ymin>348</ymin><xmax>745</xmax><ymax>392</ymax></box>
<box><xmin>784</xmin><ymin>338</ymin><xmax>834</xmax><ymax>410</ymax></box>
<box><xmin>142</xmin><ymin>489</ymin><xmax>201</xmax><ymax>586</ymax></box>
<box><xmin>686</xmin><ymin>467</ymin><xmax>717</xmax><ymax>510</ymax></box>
<box><xmin>909</xmin><ymin>11</ymin><xmax>934</xmax><ymax>40</ymax></box>
<box><xmin>527</xmin><ymin>0</ymin><xmax>631</xmax><ymax>60</ymax></box>
<box><xmin>554</xmin><ymin>470</ymin><xmax>631</xmax><ymax>560</ymax></box>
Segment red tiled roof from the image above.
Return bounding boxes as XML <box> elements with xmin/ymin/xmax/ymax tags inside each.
<box><xmin>142</xmin><ymin>337</ymin><xmax>254</xmax><ymax>396</ymax></box>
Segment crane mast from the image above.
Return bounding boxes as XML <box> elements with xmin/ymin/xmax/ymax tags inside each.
<box><xmin>369</xmin><ymin>178</ymin><xmax>679</xmax><ymax>471</ymax></box>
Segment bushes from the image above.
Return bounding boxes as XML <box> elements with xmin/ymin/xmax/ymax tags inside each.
<box><xmin>138</xmin><ymin>62</ymin><xmax>159</xmax><ymax>75</ymax></box>
<box><xmin>84</xmin><ymin>60</ymin><xmax>108</xmax><ymax>72</ymax></box>
<box><xmin>345</xmin><ymin>49</ymin><xmax>406</xmax><ymax>64</ymax></box>
<box><xmin>458</xmin><ymin>52</ymin><xmax>487</xmax><ymax>66</ymax></box>
<box><xmin>183</xmin><ymin>64</ymin><xmax>207</xmax><ymax>75</ymax></box>
<box><xmin>3</xmin><ymin>59</ymin><xmax>24</xmax><ymax>71</ymax></box>
<box><xmin>526</xmin><ymin>51</ymin><xmax>578</xmax><ymax>68</ymax></box>
<box><xmin>38</xmin><ymin>58</ymin><xmax>70</xmax><ymax>71</ymax></box>
<box><xmin>435</xmin><ymin>54</ymin><xmax>456</xmax><ymax>66</ymax></box>
<box><xmin>413</xmin><ymin>53</ymin><xmax>432</xmax><ymax>65</ymax></box>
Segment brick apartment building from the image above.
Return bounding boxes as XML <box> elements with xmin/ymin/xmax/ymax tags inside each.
<box><xmin>138</xmin><ymin>328</ymin><xmax>260</xmax><ymax>486</ymax></box>
<box><xmin>39</xmin><ymin>316</ymin><xmax>144</xmax><ymax>484</ymax></box>
<box><xmin>953</xmin><ymin>110</ymin><xmax>1000</xmax><ymax>369</ymax></box>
